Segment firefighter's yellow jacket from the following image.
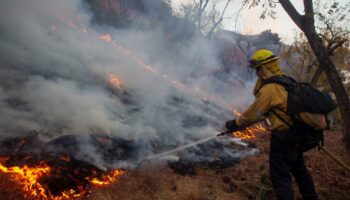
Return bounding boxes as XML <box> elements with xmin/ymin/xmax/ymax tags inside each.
<box><xmin>236</xmin><ymin>60</ymin><xmax>292</xmax><ymax>131</ymax></box>
<box><xmin>236</xmin><ymin>60</ymin><xmax>326</xmax><ymax>131</ymax></box>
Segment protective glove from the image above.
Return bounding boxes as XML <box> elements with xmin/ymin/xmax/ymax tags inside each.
<box><xmin>225</xmin><ymin>119</ymin><xmax>239</xmax><ymax>132</ymax></box>
<box><xmin>217</xmin><ymin>131</ymin><xmax>231</xmax><ymax>136</ymax></box>
<box><xmin>217</xmin><ymin>119</ymin><xmax>240</xmax><ymax>136</ymax></box>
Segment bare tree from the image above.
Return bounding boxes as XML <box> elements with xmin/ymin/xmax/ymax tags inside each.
<box><xmin>310</xmin><ymin>1</ymin><xmax>350</xmax><ymax>85</ymax></box>
<box><xmin>181</xmin><ymin>0</ymin><xmax>233</xmax><ymax>37</ymax></box>
<box><xmin>193</xmin><ymin>0</ymin><xmax>210</xmax><ymax>33</ymax></box>
<box><xmin>281</xmin><ymin>34</ymin><xmax>317</xmax><ymax>82</ymax></box>
<box><xmin>206</xmin><ymin>0</ymin><xmax>232</xmax><ymax>38</ymax></box>
<box><xmin>282</xmin><ymin>32</ymin><xmax>349</xmax><ymax>86</ymax></box>
<box><xmin>232</xmin><ymin>4</ymin><xmax>252</xmax><ymax>60</ymax></box>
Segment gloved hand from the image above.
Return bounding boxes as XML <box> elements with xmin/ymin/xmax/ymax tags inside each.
<box><xmin>217</xmin><ymin>131</ymin><xmax>231</xmax><ymax>136</ymax></box>
<box><xmin>217</xmin><ymin>119</ymin><xmax>240</xmax><ymax>136</ymax></box>
<box><xmin>225</xmin><ymin>119</ymin><xmax>239</xmax><ymax>132</ymax></box>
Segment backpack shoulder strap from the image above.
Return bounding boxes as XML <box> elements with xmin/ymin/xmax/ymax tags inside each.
<box><xmin>270</xmin><ymin>108</ymin><xmax>293</xmax><ymax>128</ymax></box>
<box><xmin>262</xmin><ymin>75</ymin><xmax>297</xmax><ymax>89</ymax></box>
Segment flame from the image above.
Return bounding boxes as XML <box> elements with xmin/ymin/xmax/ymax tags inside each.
<box><xmin>90</xmin><ymin>170</ymin><xmax>125</xmax><ymax>186</ymax></box>
<box><xmin>0</xmin><ymin>157</ymin><xmax>124</xmax><ymax>199</ymax></box>
<box><xmin>100</xmin><ymin>33</ymin><xmax>112</xmax><ymax>42</ymax></box>
<box><xmin>0</xmin><ymin>158</ymin><xmax>51</xmax><ymax>199</ymax></box>
<box><xmin>108</xmin><ymin>73</ymin><xmax>123</xmax><ymax>89</ymax></box>
<box><xmin>232</xmin><ymin>123</ymin><xmax>266</xmax><ymax>140</ymax></box>
<box><xmin>228</xmin><ymin>110</ymin><xmax>266</xmax><ymax>140</ymax></box>
<box><xmin>233</xmin><ymin>109</ymin><xmax>242</xmax><ymax>116</ymax></box>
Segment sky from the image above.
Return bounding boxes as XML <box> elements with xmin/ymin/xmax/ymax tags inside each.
<box><xmin>171</xmin><ymin>0</ymin><xmax>349</xmax><ymax>44</ymax></box>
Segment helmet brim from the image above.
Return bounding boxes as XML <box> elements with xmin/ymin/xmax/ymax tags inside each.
<box><xmin>248</xmin><ymin>55</ymin><xmax>279</xmax><ymax>69</ymax></box>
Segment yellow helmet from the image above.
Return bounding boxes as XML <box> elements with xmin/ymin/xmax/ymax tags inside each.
<box><xmin>248</xmin><ymin>49</ymin><xmax>279</xmax><ymax>69</ymax></box>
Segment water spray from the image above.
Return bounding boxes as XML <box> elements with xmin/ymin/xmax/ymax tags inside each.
<box><xmin>143</xmin><ymin>132</ymin><xmax>247</xmax><ymax>160</ymax></box>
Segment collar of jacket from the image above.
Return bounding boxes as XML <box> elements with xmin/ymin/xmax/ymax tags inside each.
<box><xmin>253</xmin><ymin>60</ymin><xmax>285</xmax><ymax>96</ymax></box>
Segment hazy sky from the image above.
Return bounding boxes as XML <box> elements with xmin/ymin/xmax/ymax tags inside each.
<box><xmin>172</xmin><ymin>0</ymin><xmax>349</xmax><ymax>44</ymax></box>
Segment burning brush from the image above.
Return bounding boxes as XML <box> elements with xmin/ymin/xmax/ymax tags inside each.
<box><xmin>0</xmin><ymin>156</ymin><xmax>124</xmax><ymax>199</ymax></box>
<box><xmin>0</xmin><ymin>131</ymin><xmax>126</xmax><ymax>200</ymax></box>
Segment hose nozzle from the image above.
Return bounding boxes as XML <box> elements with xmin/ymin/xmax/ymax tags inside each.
<box><xmin>217</xmin><ymin>131</ymin><xmax>230</xmax><ymax>136</ymax></box>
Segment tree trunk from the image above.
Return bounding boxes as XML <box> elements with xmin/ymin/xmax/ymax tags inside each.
<box><xmin>279</xmin><ymin>0</ymin><xmax>350</xmax><ymax>149</ymax></box>
<box><xmin>310</xmin><ymin>65</ymin><xmax>323</xmax><ymax>86</ymax></box>
<box><xmin>305</xmin><ymin>29</ymin><xmax>350</xmax><ymax>149</ymax></box>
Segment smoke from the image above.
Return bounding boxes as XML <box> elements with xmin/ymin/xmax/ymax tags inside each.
<box><xmin>0</xmin><ymin>0</ymin><xmax>258</xmax><ymax>168</ymax></box>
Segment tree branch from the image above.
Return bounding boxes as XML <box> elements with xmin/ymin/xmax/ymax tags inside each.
<box><xmin>207</xmin><ymin>0</ymin><xmax>232</xmax><ymax>38</ymax></box>
<box><xmin>310</xmin><ymin>40</ymin><xmax>345</xmax><ymax>86</ymax></box>
<box><xmin>303</xmin><ymin>0</ymin><xmax>315</xmax><ymax>33</ymax></box>
<box><xmin>278</xmin><ymin>0</ymin><xmax>304</xmax><ymax>30</ymax></box>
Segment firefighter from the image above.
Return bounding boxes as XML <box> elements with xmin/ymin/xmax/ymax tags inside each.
<box><xmin>224</xmin><ymin>49</ymin><xmax>318</xmax><ymax>200</ymax></box>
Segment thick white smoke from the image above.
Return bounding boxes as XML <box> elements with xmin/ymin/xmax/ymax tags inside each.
<box><xmin>0</xmin><ymin>0</ymin><xmax>257</xmax><ymax>168</ymax></box>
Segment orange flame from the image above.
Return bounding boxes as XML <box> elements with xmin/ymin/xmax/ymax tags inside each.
<box><xmin>233</xmin><ymin>109</ymin><xmax>242</xmax><ymax>116</ymax></box>
<box><xmin>90</xmin><ymin>170</ymin><xmax>125</xmax><ymax>186</ymax></box>
<box><xmin>0</xmin><ymin>157</ymin><xmax>125</xmax><ymax>199</ymax></box>
<box><xmin>108</xmin><ymin>73</ymin><xmax>123</xmax><ymax>89</ymax></box>
<box><xmin>0</xmin><ymin>159</ymin><xmax>51</xmax><ymax>199</ymax></box>
<box><xmin>100</xmin><ymin>33</ymin><xmax>112</xmax><ymax>42</ymax></box>
<box><xmin>232</xmin><ymin>123</ymin><xmax>266</xmax><ymax>140</ymax></box>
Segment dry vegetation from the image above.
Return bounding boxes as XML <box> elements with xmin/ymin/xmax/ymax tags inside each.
<box><xmin>1</xmin><ymin>130</ymin><xmax>349</xmax><ymax>200</ymax></box>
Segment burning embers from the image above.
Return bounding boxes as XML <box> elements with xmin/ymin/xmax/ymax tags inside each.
<box><xmin>99</xmin><ymin>33</ymin><xmax>112</xmax><ymax>42</ymax></box>
<box><xmin>231</xmin><ymin>110</ymin><xmax>266</xmax><ymax>140</ymax></box>
<box><xmin>0</xmin><ymin>158</ymin><xmax>51</xmax><ymax>198</ymax></box>
<box><xmin>108</xmin><ymin>73</ymin><xmax>123</xmax><ymax>90</ymax></box>
<box><xmin>0</xmin><ymin>132</ymin><xmax>126</xmax><ymax>199</ymax></box>
<box><xmin>0</xmin><ymin>155</ymin><xmax>124</xmax><ymax>199</ymax></box>
<box><xmin>232</xmin><ymin>123</ymin><xmax>266</xmax><ymax>140</ymax></box>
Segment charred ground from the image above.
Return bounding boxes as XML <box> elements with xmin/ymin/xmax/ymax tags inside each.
<box><xmin>1</xmin><ymin>129</ymin><xmax>349</xmax><ymax>200</ymax></box>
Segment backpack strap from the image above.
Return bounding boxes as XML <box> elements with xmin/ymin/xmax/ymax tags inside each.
<box><xmin>262</xmin><ymin>75</ymin><xmax>297</xmax><ymax>89</ymax></box>
<box><xmin>262</xmin><ymin>76</ymin><xmax>296</xmax><ymax>128</ymax></box>
<box><xmin>270</xmin><ymin>108</ymin><xmax>293</xmax><ymax>128</ymax></box>
<box><xmin>255</xmin><ymin>75</ymin><xmax>296</xmax><ymax>95</ymax></box>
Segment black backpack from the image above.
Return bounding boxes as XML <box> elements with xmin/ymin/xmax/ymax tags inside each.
<box><xmin>262</xmin><ymin>76</ymin><xmax>337</xmax><ymax>152</ymax></box>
